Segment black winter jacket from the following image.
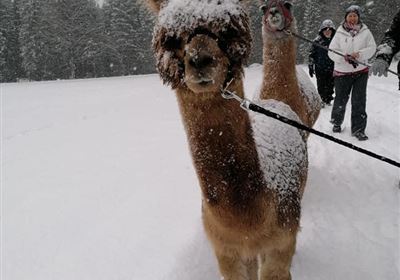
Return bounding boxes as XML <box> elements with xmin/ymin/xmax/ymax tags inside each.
<box><xmin>309</xmin><ymin>32</ymin><xmax>335</xmax><ymax>73</ymax></box>
<box><xmin>376</xmin><ymin>10</ymin><xmax>400</xmax><ymax>64</ymax></box>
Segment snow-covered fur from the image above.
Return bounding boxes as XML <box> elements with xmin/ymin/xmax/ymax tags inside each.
<box><xmin>255</xmin><ymin>1</ymin><xmax>322</xmax><ymax>277</ymax></box>
<box><xmin>260</xmin><ymin>0</ymin><xmax>321</xmax><ymax>128</ymax></box>
<box><xmin>152</xmin><ymin>0</ymin><xmax>251</xmax><ymax>89</ymax></box>
<box><xmin>251</xmin><ymin>98</ymin><xmax>307</xmax><ymax>215</ymax></box>
<box><xmin>147</xmin><ymin>0</ymin><xmax>315</xmax><ymax>279</ymax></box>
<box><xmin>328</xmin><ymin>23</ymin><xmax>376</xmax><ymax>73</ymax></box>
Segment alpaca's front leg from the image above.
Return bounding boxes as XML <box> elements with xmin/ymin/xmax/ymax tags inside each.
<box><xmin>259</xmin><ymin>234</ymin><xmax>296</xmax><ymax>280</ymax></box>
<box><xmin>244</xmin><ymin>258</ymin><xmax>258</xmax><ymax>280</ymax></box>
<box><xmin>216</xmin><ymin>253</ymin><xmax>254</xmax><ymax>280</ymax></box>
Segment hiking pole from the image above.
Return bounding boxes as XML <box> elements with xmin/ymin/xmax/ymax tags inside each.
<box><xmin>285</xmin><ymin>30</ymin><xmax>400</xmax><ymax>78</ymax></box>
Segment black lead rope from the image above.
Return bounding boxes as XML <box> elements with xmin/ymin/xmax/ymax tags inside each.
<box><xmin>249</xmin><ymin>102</ymin><xmax>400</xmax><ymax>168</ymax></box>
<box><xmin>285</xmin><ymin>30</ymin><xmax>400</xmax><ymax>78</ymax></box>
<box><xmin>221</xmin><ymin>89</ymin><xmax>400</xmax><ymax>169</ymax></box>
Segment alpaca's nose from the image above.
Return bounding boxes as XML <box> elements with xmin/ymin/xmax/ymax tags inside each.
<box><xmin>189</xmin><ymin>54</ymin><xmax>214</xmax><ymax>69</ymax></box>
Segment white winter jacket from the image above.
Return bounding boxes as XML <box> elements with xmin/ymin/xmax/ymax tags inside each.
<box><xmin>328</xmin><ymin>23</ymin><xmax>376</xmax><ymax>73</ymax></box>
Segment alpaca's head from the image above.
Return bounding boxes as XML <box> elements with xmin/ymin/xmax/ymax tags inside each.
<box><xmin>148</xmin><ymin>0</ymin><xmax>251</xmax><ymax>93</ymax></box>
<box><xmin>260</xmin><ymin>0</ymin><xmax>296</xmax><ymax>39</ymax></box>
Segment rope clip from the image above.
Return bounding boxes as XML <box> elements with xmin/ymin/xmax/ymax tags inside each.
<box><xmin>221</xmin><ymin>80</ymin><xmax>251</xmax><ymax>111</ymax></box>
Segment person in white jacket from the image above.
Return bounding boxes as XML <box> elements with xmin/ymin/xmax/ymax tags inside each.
<box><xmin>328</xmin><ymin>5</ymin><xmax>376</xmax><ymax>141</ymax></box>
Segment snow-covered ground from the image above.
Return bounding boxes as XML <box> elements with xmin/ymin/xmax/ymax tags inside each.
<box><xmin>1</xmin><ymin>64</ymin><xmax>399</xmax><ymax>280</ymax></box>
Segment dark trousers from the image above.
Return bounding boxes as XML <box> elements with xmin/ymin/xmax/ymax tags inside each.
<box><xmin>397</xmin><ymin>61</ymin><xmax>400</xmax><ymax>90</ymax></box>
<box><xmin>316</xmin><ymin>71</ymin><xmax>334</xmax><ymax>103</ymax></box>
<box><xmin>331</xmin><ymin>72</ymin><xmax>368</xmax><ymax>134</ymax></box>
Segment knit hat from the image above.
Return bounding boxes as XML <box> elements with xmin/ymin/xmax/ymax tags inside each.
<box><xmin>345</xmin><ymin>5</ymin><xmax>361</xmax><ymax>18</ymax></box>
<box><xmin>319</xmin><ymin>19</ymin><xmax>336</xmax><ymax>32</ymax></box>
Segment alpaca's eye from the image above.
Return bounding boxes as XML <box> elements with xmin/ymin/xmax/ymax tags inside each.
<box><xmin>217</xmin><ymin>27</ymin><xmax>237</xmax><ymax>53</ymax></box>
<box><xmin>222</xmin><ymin>27</ymin><xmax>238</xmax><ymax>41</ymax></box>
<box><xmin>259</xmin><ymin>4</ymin><xmax>267</xmax><ymax>12</ymax></box>
<box><xmin>163</xmin><ymin>36</ymin><xmax>182</xmax><ymax>50</ymax></box>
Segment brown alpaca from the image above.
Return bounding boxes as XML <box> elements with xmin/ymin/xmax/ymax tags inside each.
<box><xmin>259</xmin><ymin>0</ymin><xmax>321</xmax><ymax>128</ymax></box>
<box><xmin>147</xmin><ymin>0</ymin><xmax>309</xmax><ymax>279</ymax></box>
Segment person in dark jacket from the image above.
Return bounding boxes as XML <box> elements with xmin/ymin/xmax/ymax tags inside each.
<box><xmin>370</xmin><ymin>10</ymin><xmax>400</xmax><ymax>87</ymax></box>
<box><xmin>398</xmin><ymin>59</ymin><xmax>400</xmax><ymax>90</ymax></box>
<box><xmin>308</xmin><ymin>19</ymin><xmax>336</xmax><ymax>106</ymax></box>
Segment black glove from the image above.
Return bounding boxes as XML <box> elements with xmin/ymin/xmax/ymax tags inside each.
<box><xmin>344</xmin><ymin>55</ymin><xmax>359</xmax><ymax>69</ymax></box>
<box><xmin>308</xmin><ymin>64</ymin><xmax>314</xmax><ymax>77</ymax></box>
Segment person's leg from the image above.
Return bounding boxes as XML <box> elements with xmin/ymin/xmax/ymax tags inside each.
<box><xmin>326</xmin><ymin>72</ymin><xmax>335</xmax><ymax>104</ymax></box>
<box><xmin>331</xmin><ymin>75</ymin><xmax>352</xmax><ymax>127</ymax></box>
<box><xmin>317</xmin><ymin>72</ymin><xmax>331</xmax><ymax>104</ymax></box>
<box><xmin>315</xmin><ymin>71</ymin><xmax>326</xmax><ymax>103</ymax></box>
<box><xmin>397</xmin><ymin>61</ymin><xmax>400</xmax><ymax>90</ymax></box>
<box><xmin>350</xmin><ymin>72</ymin><xmax>368</xmax><ymax>135</ymax></box>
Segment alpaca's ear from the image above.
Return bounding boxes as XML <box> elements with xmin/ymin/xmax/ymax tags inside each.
<box><xmin>146</xmin><ymin>0</ymin><xmax>167</xmax><ymax>13</ymax></box>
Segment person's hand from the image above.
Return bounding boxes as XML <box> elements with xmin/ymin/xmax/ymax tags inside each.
<box><xmin>369</xmin><ymin>58</ymin><xmax>389</xmax><ymax>77</ymax></box>
<box><xmin>344</xmin><ymin>54</ymin><xmax>359</xmax><ymax>68</ymax></box>
<box><xmin>351</xmin><ymin>52</ymin><xmax>360</xmax><ymax>59</ymax></box>
<box><xmin>308</xmin><ymin>64</ymin><xmax>314</xmax><ymax>77</ymax></box>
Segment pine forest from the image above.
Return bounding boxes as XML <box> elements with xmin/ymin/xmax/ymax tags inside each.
<box><xmin>0</xmin><ymin>0</ymin><xmax>399</xmax><ymax>82</ymax></box>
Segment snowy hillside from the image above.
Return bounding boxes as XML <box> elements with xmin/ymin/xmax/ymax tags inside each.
<box><xmin>2</xmin><ymin>65</ymin><xmax>400</xmax><ymax>280</ymax></box>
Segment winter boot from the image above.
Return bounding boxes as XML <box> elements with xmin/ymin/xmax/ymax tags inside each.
<box><xmin>332</xmin><ymin>125</ymin><xmax>341</xmax><ymax>133</ymax></box>
<box><xmin>353</xmin><ymin>131</ymin><xmax>368</xmax><ymax>141</ymax></box>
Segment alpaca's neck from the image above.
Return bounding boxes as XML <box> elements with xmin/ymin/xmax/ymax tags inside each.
<box><xmin>175</xmin><ymin>80</ymin><xmax>267</xmax><ymax>216</ymax></box>
<box><xmin>263</xmin><ymin>38</ymin><xmax>297</xmax><ymax>85</ymax></box>
<box><xmin>260</xmin><ymin>38</ymin><xmax>307</xmax><ymax>122</ymax></box>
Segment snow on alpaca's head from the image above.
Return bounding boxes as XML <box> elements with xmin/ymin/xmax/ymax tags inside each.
<box><xmin>158</xmin><ymin>0</ymin><xmax>243</xmax><ymax>31</ymax></box>
<box><xmin>152</xmin><ymin>0</ymin><xmax>252</xmax><ymax>89</ymax></box>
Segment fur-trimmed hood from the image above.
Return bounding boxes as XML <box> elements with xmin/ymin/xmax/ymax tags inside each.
<box><xmin>152</xmin><ymin>0</ymin><xmax>252</xmax><ymax>89</ymax></box>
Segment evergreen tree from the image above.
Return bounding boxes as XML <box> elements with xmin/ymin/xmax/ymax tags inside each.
<box><xmin>295</xmin><ymin>0</ymin><xmax>323</xmax><ymax>63</ymax></box>
<box><xmin>84</xmin><ymin>4</ymin><xmax>120</xmax><ymax>77</ymax></box>
<box><xmin>107</xmin><ymin>0</ymin><xmax>137</xmax><ymax>75</ymax></box>
<box><xmin>8</xmin><ymin>0</ymin><xmax>23</xmax><ymax>81</ymax></box>
<box><xmin>19</xmin><ymin>0</ymin><xmax>55</xmax><ymax>80</ymax></box>
<box><xmin>51</xmin><ymin>0</ymin><xmax>106</xmax><ymax>79</ymax></box>
<box><xmin>0</xmin><ymin>0</ymin><xmax>23</xmax><ymax>82</ymax></box>
<box><xmin>0</xmin><ymin>32</ymin><xmax>6</xmax><ymax>82</ymax></box>
<box><xmin>362</xmin><ymin>0</ymin><xmax>400</xmax><ymax>44</ymax></box>
<box><xmin>0</xmin><ymin>0</ymin><xmax>10</xmax><ymax>82</ymax></box>
<box><xmin>107</xmin><ymin>0</ymin><xmax>155</xmax><ymax>75</ymax></box>
<box><xmin>133</xmin><ymin>0</ymin><xmax>155</xmax><ymax>74</ymax></box>
<box><xmin>102</xmin><ymin>0</ymin><xmax>125</xmax><ymax>76</ymax></box>
<box><xmin>7</xmin><ymin>0</ymin><xmax>400</xmax><ymax>79</ymax></box>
